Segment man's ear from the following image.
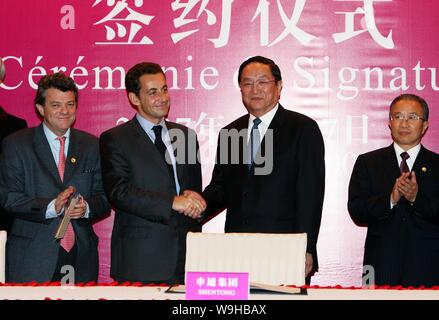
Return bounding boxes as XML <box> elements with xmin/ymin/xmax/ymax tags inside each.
<box><xmin>277</xmin><ymin>80</ymin><xmax>283</xmax><ymax>97</ymax></box>
<box><xmin>36</xmin><ymin>104</ymin><xmax>45</xmax><ymax>117</ymax></box>
<box><xmin>422</xmin><ymin>120</ymin><xmax>429</xmax><ymax>135</ymax></box>
<box><xmin>128</xmin><ymin>92</ymin><xmax>140</xmax><ymax>107</ymax></box>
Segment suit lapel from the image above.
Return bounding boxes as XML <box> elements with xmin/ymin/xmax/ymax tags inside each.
<box><xmin>253</xmin><ymin>106</ymin><xmax>284</xmax><ymax>172</ymax></box>
<box><xmin>412</xmin><ymin>145</ymin><xmax>430</xmax><ymax>183</ymax></box>
<box><xmin>33</xmin><ymin>124</ymin><xmax>63</xmax><ymax>185</ymax></box>
<box><xmin>383</xmin><ymin>144</ymin><xmax>401</xmax><ymax>175</ymax></box>
<box><xmin>131</xmin><ymin>117</ymin><xmax>172</xmax><ymax>182</ymax></box>
<box><xmin>264</xmin><ymin>104</ymin><xmax>284</xmax><ymax>148</ymax></box>
<box><xmin>378</xmin><ymin>145</ymin><xmax>402</xmax><ymax>193</ymax></box>
<box><xmin>64</xmin><ymin>129</ymin><xmax>80</xmax><ymax>183</ymax></box>
<box><xmin>166</xmin><ymin>121</ymin><xmax>184</xmax><ymax>192</ymax></box>
<box><xmin>233</xmin><ymin>114</ymin><xmax>250</xmax><ymax>176</ymax></box>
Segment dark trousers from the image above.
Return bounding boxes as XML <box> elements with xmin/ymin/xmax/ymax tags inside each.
<box><xmin>52</xmin><ymin>243</ymin><xmax>78</xmax><ymax>282</ymax></box>
<box><xmin>0</xmin><ymin>209</ymin><xmax>13</xmax><ymax>233</ymax></box>
<box><xmin>112</xmin><ymin>250</ymin><xmax>186</xmax><ymax>285</ymax></box>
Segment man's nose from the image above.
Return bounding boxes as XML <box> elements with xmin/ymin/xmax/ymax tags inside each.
<box><xmin>157</xmin><ymin>90</ymin><xmax>169</xmax><ymax>99</ymax></box>
<box><xmin>251</xmin><ymin>83</ymin><xmax>260</xmax><ymax>93</ymax></box>
<box><xmin>400</xmin><ymin>118</ymin><xmax>410</xmax><ymax>127</ymax></box>
<box><xmin>59</xmin><ymin>105</ymin><xmax>69</xmax><ymax>113</ymax></box>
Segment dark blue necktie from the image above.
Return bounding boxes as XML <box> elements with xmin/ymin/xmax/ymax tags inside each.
<box><xmin>152</xmin><ymin>125</ymin><xmax>175</xmax><ymax>181</ymax></box>
<box><xmin>249</xmin><ymin>118</ymin><xmax>262</xmax><ymax>170</ymax></box>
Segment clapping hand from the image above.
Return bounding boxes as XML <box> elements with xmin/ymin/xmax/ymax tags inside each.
<box><xmin>397</xmin><ymin>171</ymin><xmax>418</xmax><ymax>203</ymax></box>
<box><xmin>391</xmin><ymin>171</ymin><xmax>418</xmax><ymax>205</ymax></box>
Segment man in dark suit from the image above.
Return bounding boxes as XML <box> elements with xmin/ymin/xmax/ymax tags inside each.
<box><xmin>100</xmin><ymin>62</ymin><xmax>206</xmax><ymax>284</ymax></box>
<box><xmin>0</xmin><ymin>73</ymin><xmax>111</xmax><ymax>283</ymax></box>
<box><xmin>348</xmin><ymin>93</ymin><xmax>439</xmax><ymax>287</ymax></box>
<box><xmin>200</xmin><ymin>56</ymin><xmax>325</xmax><ymax>281</ymax></box>
<box><xmin>0</xmin><ymin>106</ymin><xmax>27</xmax><ymax>231</ymax></box>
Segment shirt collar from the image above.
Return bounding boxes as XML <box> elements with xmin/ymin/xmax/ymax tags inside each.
<box><xmin>136</xmin><ymin>113</ymin><xmax>167</xmax><ymax>135</ymax></box>
<box><xmin>249</xmin><ymin>104</ymin><xmax>279</xmax><ymax>128</ymax></box>
<box><xmin>393</xmin><ymin>142</ymin><xmax>421</xmax><ymax>161</ymax></box>
<box><xmin>42</xmin><ymin>123</ymin><xmax>71</xmax><ymax>141</ymax></box>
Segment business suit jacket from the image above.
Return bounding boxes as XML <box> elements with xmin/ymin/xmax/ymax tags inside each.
<box><xmin>0</xmin><ymin>110</ymin><xmax>27</xmax><ymax>153</ymax></box>
<box><xmin>0</xmin><ymin>124</ymin><xmax>111</xmax><ymax>283</ymax></box>
<box><xmin>0</xmin><ymin>110</ymin><xmax>27</xmax><ymax>231</ymax></box>
<box><xmin>99</xmin><ymin>117</ymin><xmax>202</xmax><ymax>283</ymax></box>
<box><xmin>203</xmin><ymin>105</ymin><xmax>325</xmax><ymax>272</ymax></box>
<box><xmin>348</xmin><ymin>144</ymin><xmax>439</xmax><ymax>287</ymax></box>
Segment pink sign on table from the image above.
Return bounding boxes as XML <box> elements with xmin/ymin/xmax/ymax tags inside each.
<box><xmin>186</xmin><ymin>272</ymin><xmax>249</xmax><ymax>300</ymax></box>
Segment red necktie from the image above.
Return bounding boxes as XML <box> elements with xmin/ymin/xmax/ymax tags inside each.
<box><xmin>57</xmin><ymin>136</ymin><xmax>75</xmax><ymax>252</ymax></box>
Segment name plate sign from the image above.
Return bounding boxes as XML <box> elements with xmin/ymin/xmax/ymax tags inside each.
<box><xmin>185</xmin><ymin>272</ymin><xmax>249</xmax><ymax>300</ymax></box>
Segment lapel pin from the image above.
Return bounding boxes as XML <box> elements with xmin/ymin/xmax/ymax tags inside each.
<box><xmin>70</xmin><ymin>157</ymin><xmax>77</xmax><ymax>164</ymax></box>
<box><xmin>422</xmin><ymin>166</ymin><xmax>427</xmax><ymax>172</ymax></box>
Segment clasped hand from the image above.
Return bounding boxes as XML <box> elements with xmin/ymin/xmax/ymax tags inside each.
<box><xmin>391</xmin><ymin>171</ymin><xmax>418</xmax><ymax>204</ymax></box>
<box><xmin>54</xmin><ymin>186</ymin><xmax>87</xmax><ymax>219</ymax></box>
<box><xmin>172</xmin><ymin>190</ymin><xmax>207</xmax><ymax>219</ymax></box>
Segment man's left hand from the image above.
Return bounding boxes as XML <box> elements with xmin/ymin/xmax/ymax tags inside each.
<box><xmin>397</xmin><ymin>171</ymin><xmax>418</xmax><ymax>203</ymax></box>
<box><xmin>69</xmin><ymin>198</ymin><xmax>87</xmax><ymax>219</ymax></box>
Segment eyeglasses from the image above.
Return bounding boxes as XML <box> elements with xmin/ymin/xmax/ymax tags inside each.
<box><xmin>390</xmin><ymin>113</ymin><xmax>425</xmax><ymax>122</ymax></box>
<box><xmin>239</xmin><ymin>79</ymin><xmax>276</xmax><ymax>90</ymax></box>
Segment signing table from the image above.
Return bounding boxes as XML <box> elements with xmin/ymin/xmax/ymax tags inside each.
<box><xmin>0</xmin><ymin>285</ymin><xmax>438</xmax><ymax>300</ymax></box>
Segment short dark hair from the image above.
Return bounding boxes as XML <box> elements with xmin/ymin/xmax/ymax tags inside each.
<box><xmin>34</xmin><ymin>73</ymin><xmax>78</xmax><ymax>106</ymax></box>
<box><xmin>238</xmin><ymin>56</ymin><xmax>282</xmax><ymax>84</ymax></box>
<box><xmin>125</xmin><ymin>62</ymin><xmax>165</xmax><ymax>96</ymax></box>
<box><xmin>390</xmin><ymin>93</ymin><xmax>429</xmax><ymax>120</ymax></box>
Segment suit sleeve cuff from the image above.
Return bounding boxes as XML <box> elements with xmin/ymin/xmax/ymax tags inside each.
<box><xmin>46</xmin><ymin>199</ymin><xmax>64</xmax><ymax>219</ymax></box>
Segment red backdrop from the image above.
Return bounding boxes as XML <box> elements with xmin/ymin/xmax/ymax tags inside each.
<box><xmin>1</xmin><ymin>0</ymin><xmax>438</xmax><ymax>286</ymax></box>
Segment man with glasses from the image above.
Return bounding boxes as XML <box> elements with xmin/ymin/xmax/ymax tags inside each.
<box><xmin>199</xmin><ymin>56</ymin><xmax>325</xmax><ymax>284</ymax></box>
<box><xmin>348</xmin><ymin>93</ymin><xmax>439</xmax><ymax>287</ymax></box>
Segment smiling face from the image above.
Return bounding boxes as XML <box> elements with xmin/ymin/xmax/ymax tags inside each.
<box><xmin>239</xmin><ymin>62</ymin><xmax>282</xmax><ymax>118</ymax></box>
<box><xmin>389</xmin><ymin>99</ymin><xmax>429</xmax><ymax>150</ymax></box>
<box><xmin>129</xmin><ymin>73</ymin><xmax>170</xmax><ymax>124</ymax></box>
<box><xmin>36</xmin><ymin>88</ymin><xmax>76</xmax><ymax>136</ymax></box>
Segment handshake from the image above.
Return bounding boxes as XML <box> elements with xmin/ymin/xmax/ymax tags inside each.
<box><xmin>172</xmin><ymin>190</ymin><xmax>207</xmax><ymax>220</ymax></box>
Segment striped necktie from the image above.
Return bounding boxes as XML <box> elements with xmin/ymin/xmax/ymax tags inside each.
<box><xmin>57</xmin><ymin>136</ymin><xmax>75</xmax><ymax>253</ymax></box>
